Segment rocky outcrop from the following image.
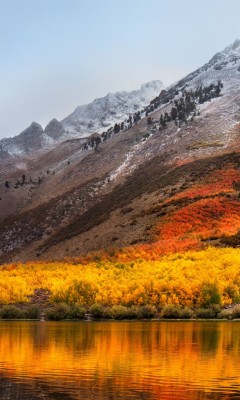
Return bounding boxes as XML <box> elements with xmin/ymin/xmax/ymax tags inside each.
<box><xmin>44</xmin><ymin>118</ymin><xmax>66</xmax><ymax>140</ymax></box>
<box><xmin>0</xmin><ymin>122</ymin><xmax>45</xmax><ymax>159</ymax></box>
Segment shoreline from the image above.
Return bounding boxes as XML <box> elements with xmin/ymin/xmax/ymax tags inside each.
<box><xmin>0</xmin><ymin>317</ymin><xmax>240</xmax><ymax>322</ymax></box>
<box><xmin>0</xmin><ymin>301</ymin><xmax>239</xmax><ymax>321</ymax></box>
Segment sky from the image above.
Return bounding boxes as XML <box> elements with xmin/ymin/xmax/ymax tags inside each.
<box><xmin>0</xmin><ymin>0</ymin><xmax>240</xmax><ymax>139</ymax></box>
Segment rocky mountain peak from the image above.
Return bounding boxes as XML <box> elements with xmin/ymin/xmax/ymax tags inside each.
<box><xmin>231</xmin><ymin>39</ymin><xmax>240</xmax><ymax>50</ymax></box>
<box><xmin>140</xmin><ymin>80</ymin><xmax>163</xmax><ymax>93</ymax></box>
<box><xmin>62</xmin><ymin>80</ymin><xmax>165</xmax><ymax>137</ymax></box>
<box><xmin>44</xmin><ymin>118</ymin><xmax>65</xmax><ymax>140</ymax></box>
<box><xmin>19</xmin><ymin>122</ymin><xmax>43</xmax><ymax>138</ymax></box>
<box><xmin>206</xmin><ymin>40</ymin><xmax>240</xmax><ymax>70</ymax></box>
<box><xmin>0</xmin><ymin>80</ymin><xmax>165</xmax><ymax>159</ymax></box>
<box><xmin>0</xmin><ymin>121</ymin><xmax>45</xmax><ymax>159</ymax></box>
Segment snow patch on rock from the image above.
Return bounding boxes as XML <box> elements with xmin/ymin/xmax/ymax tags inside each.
<box><xmin>62</xmin><ymin>80</ymin><xmax>164</xmax><ymax>137</ymax></box>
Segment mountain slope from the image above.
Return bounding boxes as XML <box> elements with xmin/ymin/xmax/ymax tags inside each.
<box><xmin>1</xmin><ymin>41</ymin><xmax>240</xmax><ymax>263</ymax></box>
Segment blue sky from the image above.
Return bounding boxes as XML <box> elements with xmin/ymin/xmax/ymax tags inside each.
<box><xmin>0</xmin><ymin>0</ymin><xmax>240</xmax><ymax>138</ymax></box>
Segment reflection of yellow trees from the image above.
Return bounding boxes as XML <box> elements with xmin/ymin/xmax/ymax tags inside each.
<box><xmin>1</xmin><ymin>321</ymin><xmax>240</xmax><ymax>398</ymax></box>
<box><xmin>2</xmin><ymin>247</ymin><xmax>240</xmax><ymax>306</ymax></box>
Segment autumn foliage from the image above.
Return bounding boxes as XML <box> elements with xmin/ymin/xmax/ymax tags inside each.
<box><xmin>1</xmin><ymin>166</ymin><xmax>240</xmax><ymax>309</ymax></box>
<box><xmin>1</xmin><ymin>247</ymin><xmax>240</xmax><ymax>308</ymax></box>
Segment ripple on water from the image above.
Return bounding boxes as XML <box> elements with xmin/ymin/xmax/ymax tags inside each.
<box><xmin>0</xmin><ymin>321</ymin><xmax>240</xmax><ymax>399</ymax></box>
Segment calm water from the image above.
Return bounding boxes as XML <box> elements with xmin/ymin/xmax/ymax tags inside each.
<box><xmin>0</xmin><ymin>321</ymin><xmax>240</xmax><ymax>399</ymax></box>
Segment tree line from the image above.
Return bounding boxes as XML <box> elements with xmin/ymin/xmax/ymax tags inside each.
<box><xmin>83</xmin><ymin>81</ymin><xmax>223</xmax><ymax>151</ymax></box>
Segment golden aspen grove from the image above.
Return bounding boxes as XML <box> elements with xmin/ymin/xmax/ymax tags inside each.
<box><xmin>1</xmin><ymin>247</ymin><xmax>240</xmax><ymax>308</ymax></box>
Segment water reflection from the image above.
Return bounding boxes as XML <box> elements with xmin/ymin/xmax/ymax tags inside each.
<box><xmin>0</xmin><ymin>321</ymin><xmax>240</xmax><ymax>399</ymax></box>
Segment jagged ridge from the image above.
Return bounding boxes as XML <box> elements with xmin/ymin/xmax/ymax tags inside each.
<box><xmin>0</xmin><ymin>80</ymin><xmax>164</xmax><ymax>160</ymax></box>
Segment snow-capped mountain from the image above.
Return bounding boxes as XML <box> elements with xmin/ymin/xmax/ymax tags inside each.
<box><xmin>142</xmin><ymin>39</ymin><xmax>240</xmax><ymax>152</ymax></box>
<box><xmin>1</xmin><ymin>40</ymin><xmax>240</xmax><ymax>162</ymax></box>
<box><xmin>0</xmin><ymin>80</ymin><xmax>164</xmax><ymax>160</ymax></box>
<box><xmin>61</xmin><ymin>80</ymin><xmax>164</xmax><ymax>136</ymax></box>
<box><xmin>178</xmin><ymin>39</ymin><xmax>240</xmax><ymax>90</ymax></box>
<box><xmin>174</xmin><ymin>39</ymin><xmax>240</xmax><ymax>140</ymax></box>
<box><xmin>2</xmin><ymin>40</ymin><xmax>240</xmax><ymax>262</ymax></box>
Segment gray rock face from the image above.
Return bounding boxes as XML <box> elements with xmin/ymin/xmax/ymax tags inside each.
<box><xmin>15</xmin><ymin>122</ymin><xmax>43</xmax><ymax>146</ymax></box>
<box><xmin>44</xmin><ymin>119</ymin><xmax>65</xmax><ymax>140</ymax></box>
<box><xmin>0</xmin><ymin>122</ymin><xmax>45</xmax><ymax>159</ymax></box>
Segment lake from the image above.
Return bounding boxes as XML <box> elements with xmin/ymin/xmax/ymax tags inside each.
<box><xmin>0</xmin><ymin>321</ymin><xmax>240</xmax><ymax>399</ymax></box>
